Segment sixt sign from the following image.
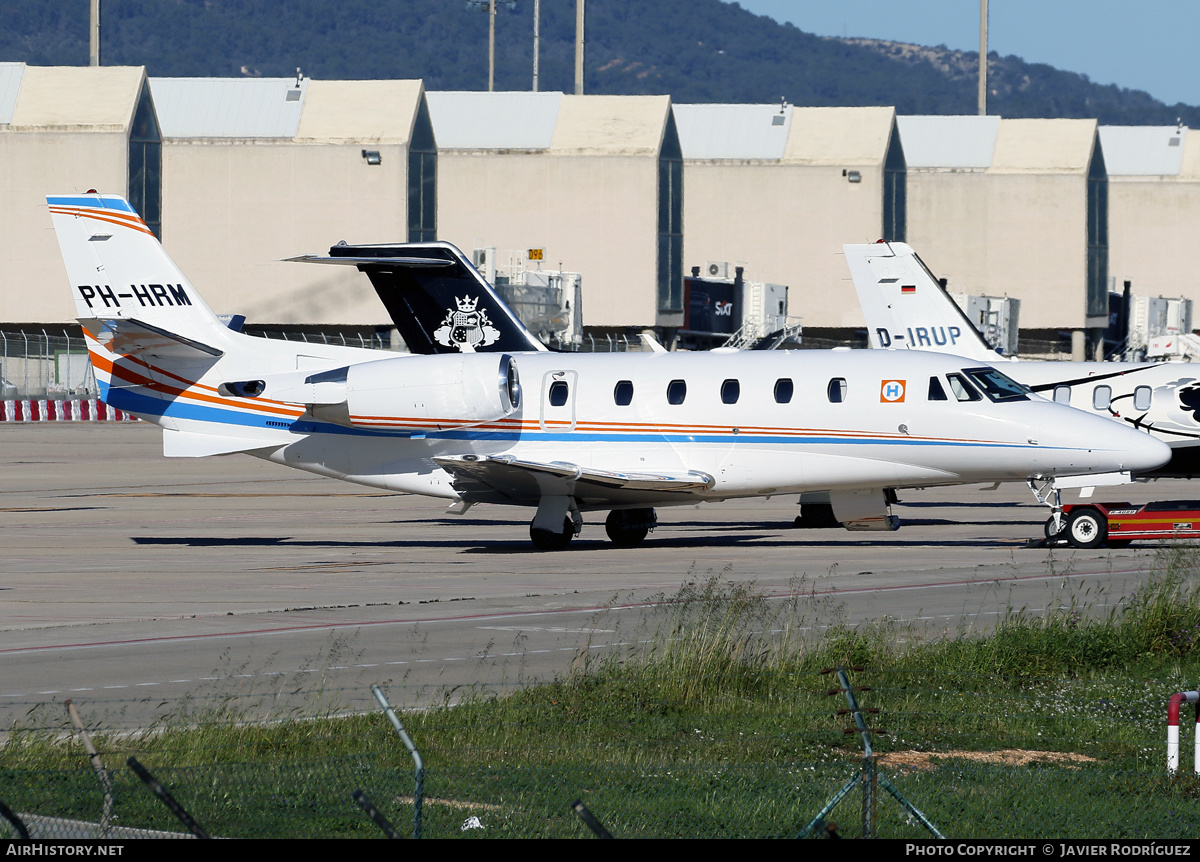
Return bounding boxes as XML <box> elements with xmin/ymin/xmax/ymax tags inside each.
<box><xmin>76</xmin><ymin>284</ymin><xmax>193</xmax><ymax>309</ymax></box>
<box><xmin>876</xmin><ymin>326</ymin><xmax>962</xmax><ymax>348</ymax></box>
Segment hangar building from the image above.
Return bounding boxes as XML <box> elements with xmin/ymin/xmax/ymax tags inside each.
<box><xmin>1101</xmin><ymin>124</ymin><xmax>1200</xmax><ymax>307</ymax></box>
<box><xmin>898</xmin><ymin>115</ymin><xmax>1108</xmax><ymax>344</ymax></box>
<box><xmin>150</xmin><ymin>76</ymin><xmax>435</xmax><ymax>326</ymax></box>
<box><xmin>427</xmin><ymin>91</ymin><xmax>681</xmax><ymax>330</ymax></box>
<box><xmin>674</xmin><ymin>104</ymin><xmax>904</xmax><ymax>329</ymax></box>
<box><xmin>0</xmin><ymin>63</ymin><xmax>157</xmax><ymax>323</ymax></box>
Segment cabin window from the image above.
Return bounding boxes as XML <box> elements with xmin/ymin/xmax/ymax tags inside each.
<box><xmin>1054</xmin><ymin>385</ymin><xmax>1072</xmax><ymax>404</ymax></box>
<box><xmin>827</xmin><ymin>378</ymin><xmax>848</xmax><ymax>403</ymax></box>
<box><xmin>548</xmin><ymin>380</ymin><xmax>570</xmax><ymax>407</ymax></box>
<box><xmin>614</xmin><ymin>380</ymin><xmax>634</xmax><ymax>406</ymax></box>
<box><xmin>928</xmin><ymin>376</ymin><xmax>947</xmax><ymax>401</ymax></box>
<box><xmin>1093</xmin><ymin>385</ymin><xmax>1112</xmax><ymax>411</ymax></box>
<box><xmin>947</xmin><ymin>373</ymin><xmax>982</xmax><ymax>402</ymax></box>
<box><xmin>1134</xmin><ymin>385</ymin><xmax>1152</xmax><ymax>412</ymax></box>
<box><xmin>721</xmin><ymin>379</ymin><xmax>740</xmax><ymax>404</ymax></box>
<box><xmin>774</xmin><ymin>378</ymin><xmax>793</xmax><ymax>404</ymax></box>
<box><xmin>667</xmin><ymin>379</ymin><xmax>687</xmax><ymax>405</ymax></box>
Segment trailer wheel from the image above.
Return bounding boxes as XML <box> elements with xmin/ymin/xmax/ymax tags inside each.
<box><xmin>1065</xmin><ymin>507</ymin><xmax>1107</xmax><ymax>549</ymax></box>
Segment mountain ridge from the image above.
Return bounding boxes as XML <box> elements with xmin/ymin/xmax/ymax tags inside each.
<box><xmin>0</xmin><ymin>0</ymin><xmax>1194</xmax><ymax>126</ymax></box>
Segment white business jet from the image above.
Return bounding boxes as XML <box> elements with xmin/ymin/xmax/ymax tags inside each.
<box><xmin>48</xmin><ymin>194</ymin><xmax>1169</xmax><ymax>549</ymax></box>
<box><xmin>844</xmin><ymin>241</ymin><xmax>1200</xmax><ymax>481</ymax></box>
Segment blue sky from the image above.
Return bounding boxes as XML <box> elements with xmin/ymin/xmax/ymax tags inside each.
<box><xmin>733</xmin><ymin>1</ymin><xmax>1200</xmax><ymax>108</ymax></box>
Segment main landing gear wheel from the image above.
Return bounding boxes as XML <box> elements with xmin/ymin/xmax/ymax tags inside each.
<box><xmin>605</xmin><ymin>508</ymin><xmax>656</xmax><ymax>547</ymax></box>
<box><xmin>530</xmin><ymin>517</ymin><xmax>575</xmax><ymax>551</ymax></box>
<box><xmin>1064</xmin><ymin>507</ymin><xmax>1107</xmax><ymax>549</ymax></box>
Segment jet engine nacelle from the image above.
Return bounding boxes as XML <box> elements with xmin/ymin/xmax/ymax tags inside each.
<box><xmin>249</xmin><ymin>353</ymin><xmax>522</xmax><ymax>432</ymax></box>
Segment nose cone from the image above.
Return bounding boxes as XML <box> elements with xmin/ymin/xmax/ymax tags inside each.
<box><xmin>1041</xmin><ymin>406</ymin><xmax>1172</xmax><ymax>476</ymax></box>
<box><xmin>1124</xmin><ymin>429</ymin><xmax>1173</xmax><ymax>474</ymax></box>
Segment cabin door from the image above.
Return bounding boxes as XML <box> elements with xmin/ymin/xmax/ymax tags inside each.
<box><xmin>539</xmin><ymin>370</ymin><xmax>578</xmax><ymax>433</ymax></box>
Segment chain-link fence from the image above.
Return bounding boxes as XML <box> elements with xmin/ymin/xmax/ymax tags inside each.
<box><xmin>0</xmin><ymin>328</ymin><xmax>403</xmax><ymax>402</ymax></box>
<box><xmin>0</xmin><ymin>325</ymin><xmax>647</xmax><ymax>404</ymax></box>
<box><xmin>0</xmin><ymin>330</ymin><xmax>97</xmax><ymax>400</ymax></box>
<box><xmin>4</xmin><ymin>667</ymin><xmax>1200</xmax><ymax>840</ymax></box>
<box><xmin>4</xmin><ymin>755</ymin><xmax>1199</xmax><ymax>839</ymax></box>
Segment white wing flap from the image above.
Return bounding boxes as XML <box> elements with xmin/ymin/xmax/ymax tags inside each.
<box><xmin>434</xmin><ymin>454</ymin><xmax>714</xmax><ymax>506</ymax></box>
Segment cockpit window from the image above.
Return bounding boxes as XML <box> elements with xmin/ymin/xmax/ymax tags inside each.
<box><xmin>928</xmin><ymin>376</ymin><xmax>947</xmax><ymax>401</ymax></box>
<box><xmin>946</xmin><ymin>373</ymin><xmax>982</xmax><ymax>402</ymax></box>
<box><xmin>962</xmin><ymin>367</ymin><xmax>1030</xmax><ymax>402</ymax></box>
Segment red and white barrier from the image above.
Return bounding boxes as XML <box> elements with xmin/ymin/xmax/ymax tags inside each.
<box><xmin>1167</xmin><ymin>690</ymin><xmax>1200</xmax><ymax>773</ymax></box>
<box><xmin>0</xmin><ymin>398</ymin><xmax>137</xmax><ymax>423</ymax></box>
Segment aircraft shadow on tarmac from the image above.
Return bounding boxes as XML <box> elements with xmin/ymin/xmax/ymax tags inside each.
<box><xmin>897</xmin><ymin>500</ymin><xmax>1033</xmax><ymax>509</ymax></box>
<box><xmin>130</xmin><ymin>527</ymin><xmax>1035</xmax><ymax>553</ymax></box>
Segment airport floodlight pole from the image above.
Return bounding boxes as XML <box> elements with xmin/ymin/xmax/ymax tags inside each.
<box><xmin>467</xmin><ymin>0</ymin><xmax>515</xmax><ymax>91</ymax></box>
<box><xmin>90</xmin><ymin>0</ymin><xmax>100</xmax><ymax>66</ymax></box>
<box><xmin>978</xmin><ymin>0</ymin><xmax>988</xmax><ymax>115</ymax></box>
<box><xmin>533</xmin><ymin>0</ymin><xmax>541</xmax><ymax>91</ymax></box>
<box><xmin>576</xmin><ymin>0</ymin><xmax>586</xmax><ymax>95</ymax></box>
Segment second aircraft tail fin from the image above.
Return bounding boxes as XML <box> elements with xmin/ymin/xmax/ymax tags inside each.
<box><xmin>843</xmin><ymin>241</ymin><xmax>1001</xmax><ymax>362</ymax></box>
<box><xmin>288</xmin><ymin>242</ymin><xmax>549</xmax><ymax>355</ymax></box>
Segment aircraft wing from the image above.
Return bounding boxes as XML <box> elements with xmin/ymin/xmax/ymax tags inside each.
<box><xmin>434</xmin><ymin>454</ymin><xmax>715</xmax><ymax>507</ymax></box>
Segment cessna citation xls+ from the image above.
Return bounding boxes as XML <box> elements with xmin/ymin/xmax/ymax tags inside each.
<box><xmin>48</xmin><ymin>194</ymin><xmax>1170</xmax><ymax>549</ymax></box>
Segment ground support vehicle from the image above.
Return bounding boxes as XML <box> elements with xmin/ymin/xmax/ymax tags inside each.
<box><xmin>1045</xmin><ymin>500</ymin><xmax>1200</xmax><ymax>548</ymax></box>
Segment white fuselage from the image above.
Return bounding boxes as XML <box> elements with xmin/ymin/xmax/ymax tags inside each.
<box><xmin>93</xmin><ymin>336</ymin><xmax>1171</xmax><ymax>510</ymax></box>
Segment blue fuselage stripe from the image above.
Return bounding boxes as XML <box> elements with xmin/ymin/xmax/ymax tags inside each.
<box><xmin>102</xmin><ymin>386</ymin><xmax>1085</xmax><ymax>453</ymax></box>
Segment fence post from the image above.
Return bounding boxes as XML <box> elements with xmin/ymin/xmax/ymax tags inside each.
<box><xmin>66</xmin><ymin>700</ymin><xmax>114</xmax><ymax>835</ymax></box>
<box><xmin>40</xmin><ymin>329</ymin><xmax>49</xmax><ymax>396</ymax></box>
<box><xmin>126</xmin><ymin>757</ymin><xmax>209</xmax><ymax>839</ymax></box>
<box><xmin>372</xmin><ymin>684</ymin><xmax>424</xmax><ymax>839</ymax></box>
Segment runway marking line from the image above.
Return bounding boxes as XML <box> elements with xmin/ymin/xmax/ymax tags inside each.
<box><xmin>0</xmin><ymin>563</ymin><xmax>1146</xmax><ymax>659</ymax></box>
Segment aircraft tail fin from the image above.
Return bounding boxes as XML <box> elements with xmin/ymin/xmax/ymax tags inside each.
<box><xmin>843</xmin><ymin>241</ymin><xmax>1001</xmax><ymax>362</ymax></box>
<box><xmin>287</xmin><ymin>242</ymin><xmax>548</xmax><ymax>354</ymax></box>
<box><xmin>47</xmin><ymin>194</ymin><xmax>230</xmax><ymax>346</ymax></box>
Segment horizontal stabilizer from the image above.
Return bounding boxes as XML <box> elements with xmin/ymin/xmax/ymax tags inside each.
<box><xmin>81</xmin><ymin>317</ymin><xmax>224</xmax><ymax>360</ymax></box>
<box><xmin>289</xmin><ymin>241</ymin><xmax>547</xmax><ymax>354</ymax></box>
<box><xmin>162</xmin><ymin>429</ymin><xmax>277</xmax><ymax>458</ymax></box>
<box><xmin>285</xmin><ymin>254</ymin><xmax>454</xmax><ymax>269</ymax></box>
<box><xmin>435</xmin><ymin>454</ymin><xmax>714</xmax><ymax>506</ymax></box>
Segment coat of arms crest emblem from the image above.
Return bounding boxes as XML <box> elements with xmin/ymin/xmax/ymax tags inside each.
<box><xmin>434</xmin><ymin>295</ymin><xmax>502</xmax><ymax>352</ymax></box>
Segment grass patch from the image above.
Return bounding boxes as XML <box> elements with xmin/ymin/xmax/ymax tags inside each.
<box><xmin>5</xmin><ymin>547</ymin><xmax>1200</xmax><ymax>837</ymax></box>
